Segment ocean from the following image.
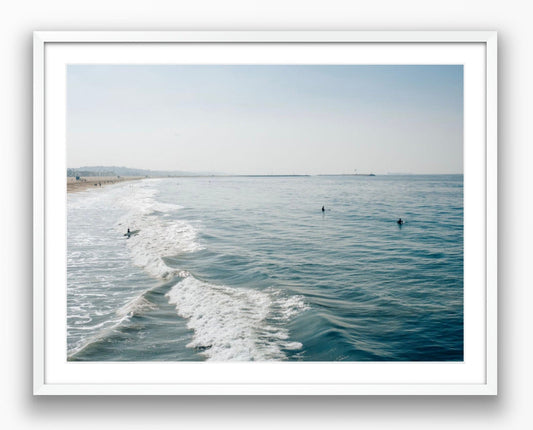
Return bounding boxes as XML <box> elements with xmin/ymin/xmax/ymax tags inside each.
<box><xmin>67</xmin><ymin>175</ymin><xmax>463</xmax><ymax>361</ymax></box>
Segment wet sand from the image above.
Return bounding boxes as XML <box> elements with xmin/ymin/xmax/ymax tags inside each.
<box><xmin>67</xmin><ymin>176</ymin><xmax>144</xmax><ymax>193</ymax></box>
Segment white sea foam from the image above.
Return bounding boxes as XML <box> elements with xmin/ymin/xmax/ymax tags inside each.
<box><xmin>68</xmin><ymin>290</ymin><xmax>160</xmax><ymax>359</ymax></box>
<box><xmin>166</xmin><ymin>276</ymin><xmax>307</xmax><ymax>361</ymax></box>
<box><xmin>116</xmin><ymin>180</ymin><xmax>202</xmax><ymax>279</ymax></box>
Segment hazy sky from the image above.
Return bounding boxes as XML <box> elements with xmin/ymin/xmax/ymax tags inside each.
<box><xmin>67</xmin><ymin>65</ymin><xmax>463</xmax><ymax>175</ymax></box>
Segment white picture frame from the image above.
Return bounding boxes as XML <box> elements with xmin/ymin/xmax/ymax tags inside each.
<box><xmin>33</xmin><ymin>30</ymin><xmax>497</xmax><ymax>395</ymax></box>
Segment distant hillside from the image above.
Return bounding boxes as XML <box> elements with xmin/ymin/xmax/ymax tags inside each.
<box><xmin>67</xmin><ymin>166</ymin><xmax>214</xmax><ymax>177</ymax></box>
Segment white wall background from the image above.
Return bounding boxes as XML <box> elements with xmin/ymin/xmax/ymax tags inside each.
<box><xmin>1</xmin><ymin>1</ymin><xmax>531</xmax><ymax>429</ymax></box>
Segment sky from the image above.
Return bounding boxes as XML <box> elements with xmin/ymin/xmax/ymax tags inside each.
<box><xmin>67</xmin><ymin>65</ymin><xmax>463</xmax><ymax>175</ymax></box>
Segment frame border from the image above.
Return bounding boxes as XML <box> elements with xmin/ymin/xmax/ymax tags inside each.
<box><xmin>33</xmin><ymin>31</ymin><xmax>497</xmax><ymax>395</ymax></box>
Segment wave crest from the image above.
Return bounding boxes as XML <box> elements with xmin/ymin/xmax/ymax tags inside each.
<box><xmin>166</xmin><ymin>276</ymin><xmax>307</xmax><ymax>361</ymax></box>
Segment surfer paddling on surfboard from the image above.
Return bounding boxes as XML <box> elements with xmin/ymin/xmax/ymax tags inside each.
<box><xmin>124</xmin><ymin>228</ymin><xmax>140</xmax><ymax>238</ymax></box>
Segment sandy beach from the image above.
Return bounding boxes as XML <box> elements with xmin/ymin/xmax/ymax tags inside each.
<box><xmin>67</xmin><ymin>176</ymin><xmax>144</xmax><ymax>193</ymax></box>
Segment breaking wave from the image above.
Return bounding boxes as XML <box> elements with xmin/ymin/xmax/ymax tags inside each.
<box><xmin>166</xmin><ymin>276</ymin><xmax>307</xmax><ymax>361</ymax></box>
<box><xmin>116</xmin><ymin>180</ymin><xmax>202</xmax><ymax>279</ymax></box>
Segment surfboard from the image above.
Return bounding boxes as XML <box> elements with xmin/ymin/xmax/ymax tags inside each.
<box><xmin>124</xmin><ymin>229</ymin><xmax>140</xmax><ymax>237</ymax></box>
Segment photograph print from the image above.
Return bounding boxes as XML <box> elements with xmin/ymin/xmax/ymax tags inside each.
<box><xmin>66</xmin><ymin>64</ymin><xmax>464</xmax><ymax>362</ymax></box>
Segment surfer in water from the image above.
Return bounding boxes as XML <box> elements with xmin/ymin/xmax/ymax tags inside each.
<box><xmin>322</xmin><ymin>206</ymin><xmax>325</xmax><ymax>212</ymax></box>
<box><xmin>125</xmin><ymin>228</ymin><xmax>140</xmax><ymax>238</ymax></box>
<box><xmin>397</xmin><ymin>218</ymin><xmax>404</xmax><ymax>225</ymax></box>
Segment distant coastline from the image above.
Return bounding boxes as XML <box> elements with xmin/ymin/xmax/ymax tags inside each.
<box><xmin>67</xmin><ymin>166</ymin><xmax>463</xmax><ymax>190</ymax></box>
<box><xmin>317</xmin><ymin>173</ymin><xmax>376</xmax><ymax>177</ymax></box>
<box><xmin>67</xmin><ymin>176</ymin><xmax>144</xmax><ymax>193</ymax></box>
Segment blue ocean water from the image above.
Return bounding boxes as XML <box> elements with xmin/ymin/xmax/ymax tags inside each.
<box><xmin>67</xmin><ymin>175</ymin><xmax>463</xmax><ymax>361</ymax></box>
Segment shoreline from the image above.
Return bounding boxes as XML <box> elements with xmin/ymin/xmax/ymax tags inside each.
<box><xmin>67</xmin><ymin>176</ymin><xmax>145</xmax><ymax>193</ymax></box>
